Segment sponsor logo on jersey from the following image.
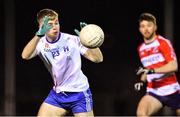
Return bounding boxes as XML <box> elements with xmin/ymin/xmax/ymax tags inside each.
<box><xmin>141</xmin><ymin>53</ymin><xmax>164</xmax><ymax>67</ymax></box>
<box><xmin>44</xmin><ymin>48</ymin><xmax>52</xmax><ymax>52</ymax></box>
<box><xmin>44</xmin><ymin>46</ymin><xmax>70</xmax><ymax>58</ymax></box>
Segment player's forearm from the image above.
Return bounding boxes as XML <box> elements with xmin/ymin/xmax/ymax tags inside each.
<box><xmin>21</xmin><ymin>35</ymin><xmax>40</xmax><ymax>60</ymax></box>
<box><xmin>140</xmin><ymin>73</ymin><xmax>147</xmax><ymax>82</ymax></box>
<box><xmin>85</xmin><ymin>48</ymin><xmax>103</xmax><ymax>63</ymax></box>
<box><xmin>154</xmin><ymin>60</ymin><xmax>178</xmax><ymax>73</ymax></box>
<box><xmin>91</xmin><ymin>48</ymin><xmax>103</xmax><ymax>63</ymax></box>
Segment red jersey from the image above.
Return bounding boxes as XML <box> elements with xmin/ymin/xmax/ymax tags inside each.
<box><xmin>138</xmin><ymin>35</ymin><xmax>180</xmax><ymax>96</ymax></box>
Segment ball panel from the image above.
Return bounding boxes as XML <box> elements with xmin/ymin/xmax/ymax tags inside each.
<box><xmin>79</xmin><ymin>24</ymin><xmax>104</xmax><ymax>48</ymax></box>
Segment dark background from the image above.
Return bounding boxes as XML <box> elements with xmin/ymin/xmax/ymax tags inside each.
<box><xmin>0</xmin><ymin>0</ymin><xmax>180</xmax><ymax>116</ymax></box>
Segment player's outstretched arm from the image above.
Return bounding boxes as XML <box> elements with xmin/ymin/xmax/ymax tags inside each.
<box><xmin>154</xmin><ymin>60</ymin><xmax>178</xmax><ymax>73</ymax></box>
<box><xmin>74</xmin><ymin>22</ymin><xmax>104</xmax><ymax>63</ymax></box>
<box><xmin>136</xmin><ymin>60</ymin><xmax>178</xmax><ymax>75</ymax></box>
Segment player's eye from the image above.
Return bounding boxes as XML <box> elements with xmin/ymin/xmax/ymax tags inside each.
<box><xmin>48</xmin><ymin>23</ymin><xmax>53</xmax><ymax>26</ymax></box>
<box><xmin>55</xmin><ymin>22</ymin><xmax>59</xmax><ymax>25</ymax></box>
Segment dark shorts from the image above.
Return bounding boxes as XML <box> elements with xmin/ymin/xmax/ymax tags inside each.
<box><xmin>44</xmin><ymin>88</ymin><xmax>93</xmax><ymax>113</ymax></box>
<box><xmin>147</xmin><ymin>90</ymin><xmax>180</xmax><ymax>110</ymax></box>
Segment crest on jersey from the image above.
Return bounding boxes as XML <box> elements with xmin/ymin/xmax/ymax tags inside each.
<box><xmin>45</xmin><ymin>43</ymin><xmax>49</xmax><ymax>48</ymax></box>
<box><xmin>152</xmin><ymin>47</ymin><xmax>159</xmax><ymax>53</ymax></box>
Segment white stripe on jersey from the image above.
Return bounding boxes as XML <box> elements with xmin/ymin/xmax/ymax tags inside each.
<box><xmin>147</xmin><ymin>82</ymin><xmax>180</xmax><ymax>96</ymax></box>
<box><xmin>139</xmin><ymin>39</ymin><xmax>160</xmax><ymax>51</ymax></box>
<box><xmin>146</xmin><ymin>73</ymin><xmax>165</xmax><ymax>82</ymax></box>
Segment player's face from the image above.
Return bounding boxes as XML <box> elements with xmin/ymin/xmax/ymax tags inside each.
<box><xmin>139</xmin><ymin>20</ymin><xmax>156</xmax><ymax>40</ymax></box>
<box><xmin>46</xmin><ymin>17</ymin><xmax>60</xmax><ymax>39</ymax></box>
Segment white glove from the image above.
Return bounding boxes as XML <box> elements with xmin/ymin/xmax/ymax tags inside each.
<box><xmin>136</xmin><ymin>66</ymin><xmax>155</xmax><ymax>75</ymax></box>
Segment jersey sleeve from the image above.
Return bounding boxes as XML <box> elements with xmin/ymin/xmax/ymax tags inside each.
<box><xmin>160</xmin><ymin>40</ymin><xmax>177</xmax><ymax>62</ymax></box>
<box><xmin>76</xmin><ymin>36</ymin><xmax>88</xmax><ymax>55</ymax></box>
<box><xmin>137</xmin><ymin>43</ymin><xmax>142</xmax><ymax>59</ymax></box>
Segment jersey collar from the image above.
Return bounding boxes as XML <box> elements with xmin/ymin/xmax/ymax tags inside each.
<box><xmin>46</xmin><ymin>32</ymin><xmax>61</xmax><ymax>44</ymax></box>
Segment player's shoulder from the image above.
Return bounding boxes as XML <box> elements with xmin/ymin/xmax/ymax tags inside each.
<box><xmin>60</xmin><ymin>32</ymin><xmax>80</xmax><ymax>44</ymax></box>
<box><xmin>157</xmin><ymin>35</ymin><xmax>169</xmax><ymax>42</ymax></box>
<box><xmin>61</xmin><ymin>32</ymin><xmax>79</xmax><ymax>39</ymax></box>
<box><xmin>157</xmin><ymin>35</ymin><xmax>172</xmax><ymax>45</ymax></box>
<box><xmin>38</xmin><ymin>36</ymin><xmax>46</xmax><ymax>44</ymax></box>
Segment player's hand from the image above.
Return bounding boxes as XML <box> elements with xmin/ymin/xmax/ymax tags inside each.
<box><xmin>136</xmin><ymin>66</ymin><xmax>155</xmax><ymax>75</ymax></box>
<box><xmin>74</xmin><ymin>22</ymin><xmax>88</xmax><ymax>36</ymax></box>
<box><xmin>36</xmin><ymin>16</ymin><xmax>52</xmax><ymax>37</ymax></box>
<box><xmin>134</xmin><ymin>81</ymin><xmax>144</xmax><ymax>91</ymax></box>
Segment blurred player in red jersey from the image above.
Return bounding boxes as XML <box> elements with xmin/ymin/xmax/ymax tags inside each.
<box><xmin>134</xmin><ymin>12</ymin><xmax>180</xmax><ymax>116</ymax></box>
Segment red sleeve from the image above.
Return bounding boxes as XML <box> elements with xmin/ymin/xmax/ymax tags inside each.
<box><xmin>137</xmin><ymin>43</ymin><xmax>143</xmax><ymax>58</ymax></box>
<box><xmin>160</xmin><ymin>39</ymin><xmax>176</xmax><ymax>62</ymax></box>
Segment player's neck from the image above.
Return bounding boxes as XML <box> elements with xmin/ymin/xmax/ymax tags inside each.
<box><xmin>46</xmin><ymin>33</ymin><xmax>60</xmax><ymax>42</ymax></box>
<box><xmin>47</xmin><ymin>37</ymin><xmax>56</xmax><ymax>42</ymax></box>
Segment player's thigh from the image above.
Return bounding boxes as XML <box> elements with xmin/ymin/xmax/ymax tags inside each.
<box><xmin>74</xmin><ymin>110</ymin><xmax>94</xmax><ymax>117</ymax></box>
<box><xmin>38</xmin><ymin>102</ymin><xmax>67</xmax><ymax>116</ymax></box>
<box><xmin>137</xmin><ymin>95</ymin><xmax>163</xmax><ymax>116</ymax></box>
<box><xmin>176</xmin><ymin>108</ymin><xmax>180</xmax><ymax>116</ymax></box>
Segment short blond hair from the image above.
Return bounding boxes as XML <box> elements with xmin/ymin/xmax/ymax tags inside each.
<box><xmin>37</xmin><ymin>8</ymin><xmax>58</xmax><ymax>23</ymax></box>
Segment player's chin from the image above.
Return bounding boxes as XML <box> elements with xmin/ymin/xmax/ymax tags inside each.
<box><xmin>143</xmin><ymin>34</ymin><xmax>151</xmax><ymax>39</ymax></box>
<box><xmin>50</xmin><ymin>32</ymin><xmax>59</xmax><ymax>37</ymax></box>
